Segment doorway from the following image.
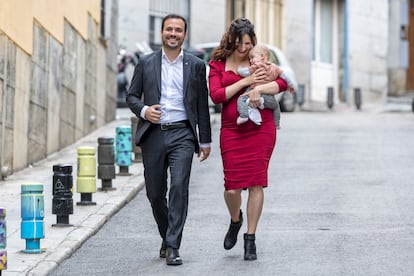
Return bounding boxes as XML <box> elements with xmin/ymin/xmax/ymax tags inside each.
<box><xmin>311</xmin><ymin>0</ymin><xmax>339</xmax><ymax>102</ymax></box>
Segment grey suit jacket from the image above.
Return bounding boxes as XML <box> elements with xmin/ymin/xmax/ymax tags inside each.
<box><xmin>126</xmin><ymin>49</ymin><xmax>212</xmax><ymax>153</ymax></box>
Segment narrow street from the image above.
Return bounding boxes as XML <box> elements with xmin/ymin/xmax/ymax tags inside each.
<box><xmin>50</xmin><ymin>110</ymin><xmax>414</xmax><ymax>276</ymax></box>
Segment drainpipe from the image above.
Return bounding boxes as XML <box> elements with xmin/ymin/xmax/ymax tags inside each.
<box><xmin>309</xmin><ymin>0</ymin><xmax>315</xmax><ymax>104</ymax></box>
<box><xmin>186</xmin><ymin>0</ymin><xmax>191</xmax><ymax>49</ymax></box>
<box><xmin>342</xmin><ymin>0</ymin><xmax>349</xmax><ymax>102</ymax></box>
<box><xmin>230</xmin><ymin>0</ymin><xmax>235</xmax><ymax>20</ymax></box>
<box><xmin>100</xmin><ymin>0</ymin><xmax>105</xmax><ymax>38</ymax></box>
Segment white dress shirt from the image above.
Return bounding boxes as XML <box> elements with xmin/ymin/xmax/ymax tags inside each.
<box><xmin>140</xmin><ymin>49</ymin><xmax>187</xmax><ymax>124</ymax></box>
<box><xmin>140</xmin><ymin>49</ymin><xmax>210</xmax><ymax>149</ymax></box>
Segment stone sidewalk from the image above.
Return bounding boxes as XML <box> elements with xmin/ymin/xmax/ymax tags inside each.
<box><xmin>0</xmin><ymin>108</ymin><xmax>145</xmax><ymax>276</ymax></box>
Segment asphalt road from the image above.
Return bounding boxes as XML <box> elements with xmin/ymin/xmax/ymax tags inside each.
<box><xmin>50</xmin><ymin>110</ymin><xmax>414</xmax><ymax>276</ymax></box>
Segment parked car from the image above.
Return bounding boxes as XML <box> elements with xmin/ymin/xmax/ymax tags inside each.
<box><xmin>188</xmin><ymin>42</ymin><xmax>298</xmax><ymax>112</ymax></box>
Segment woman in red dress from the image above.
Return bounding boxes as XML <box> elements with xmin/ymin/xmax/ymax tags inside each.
<box><xmin>208</xmin><ymin>18</ymin><xmax>288</xmax><ymax>261</ymax></box>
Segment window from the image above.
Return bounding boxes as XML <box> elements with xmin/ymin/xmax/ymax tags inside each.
<box><xmin>149</xmin><ymin>15</ymin><xmax>163</xmax><ymax>50</ymax></box>
<box><xmin>320</xmin><ymin>0</ymin><xmax>333</xmax><ymax>63</ymax></box>
<box><xmin>313</xmin><ymin>0</ymin><xmax>333</xmax><ymax>63</ymax></box>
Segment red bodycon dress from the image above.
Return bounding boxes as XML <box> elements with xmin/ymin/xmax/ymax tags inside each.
<box><xmin>208</xmin><ymin>60</ymin><xmax>287</xmax><ymax>190</ymax></box>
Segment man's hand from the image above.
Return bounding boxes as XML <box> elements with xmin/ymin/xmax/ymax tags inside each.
<box><xmin>145</xmin><ymin>104</ymin><xmax>162</xmax><ymax>123</ymax></box>
<box><xmin>198</xmin><ymin>147</ymin><xmax>211</xmax><ymax>162</ymax></box>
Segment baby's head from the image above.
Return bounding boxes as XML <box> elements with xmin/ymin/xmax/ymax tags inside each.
<box><xmin>249</xmin><ymin>44</ymin><xmax>270</xmax><ymax>65</ymax></box>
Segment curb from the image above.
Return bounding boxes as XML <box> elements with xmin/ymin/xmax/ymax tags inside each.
<box><xmin>29</xmin><ymin>180</ymin><xmax>145</xmax><ymax>276</ymax></box>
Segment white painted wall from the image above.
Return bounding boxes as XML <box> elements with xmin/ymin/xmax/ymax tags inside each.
<box><xmin>283</xmin><ymin>0</ymin><xmax>313</xmax><ymax>102</ymax></box>
<box><xmin>348</xmin><ymin>0</ymin><xmax>389</xmax><ymax>102</ymax></box>
<box><xmin>388</xmin><ymin>0</ymin><xmax>408</xmax><ymax>96</ymax></box>
<box><xmin>118</xmin><ymin>0</ymin><xmax>150</xmax><ymax>53</ymax></box>
<box><xmin>285</xmin><ymin>0</ymin><xmax>390</xmax><ymax>104</ymax></box>
<box><xmin>190</xmin><ymin>0</ymin><xmax>226</xmax><ymax>46</ymax></box>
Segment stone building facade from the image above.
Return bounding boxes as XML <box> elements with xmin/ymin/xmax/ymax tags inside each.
<box><xmin>118</xmin><ymin>0</ymin><xmax>226</xmax><ymax>52</ymax></box>
<box><xmin>119</xmin><ymin>0</ymin><xmax>413</xmax><ymax>110</ymax></box>
<box><xmin>229</xmin><ymin>0</ymin><xmax>412</xmax><ymax>106</ymax></box>
<box><xmin>0</xmin><ymin>0</ymin><xmax>118</xmax><ymax>177</ymax></box>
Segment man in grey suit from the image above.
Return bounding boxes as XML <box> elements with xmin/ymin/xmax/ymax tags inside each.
<box><xmin>126</xmin><ymin>14</ymin><xmax>212</xmax><ymax>266</ymax></box>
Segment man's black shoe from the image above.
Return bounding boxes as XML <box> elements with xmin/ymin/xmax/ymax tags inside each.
<box><xmin>159</xmin><ymin>241</ymin><xmax>166</xmax><ymax>258</ymax></box>
<box><xmin>166</xmin><ymin>247</ymin><xmax>183</xmax><ymax>265</ymax></box>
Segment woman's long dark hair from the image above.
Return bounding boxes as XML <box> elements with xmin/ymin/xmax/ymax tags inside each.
<box><xmin>210</xmin><ymin>18</ymin><xmax>257</xmax><ymax>61</ymax></box>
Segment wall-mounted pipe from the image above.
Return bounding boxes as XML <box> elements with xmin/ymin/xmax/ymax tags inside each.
<box><xmin>342</xmin><ymin>0</ymin><xmax>349</xmax><ymax>102</ymax></box>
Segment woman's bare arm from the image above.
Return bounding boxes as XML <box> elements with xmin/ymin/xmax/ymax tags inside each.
<box><xmin>242</xmin><ymin>78</ymin><xmax>288</xmax><ymax>108</ymax></box>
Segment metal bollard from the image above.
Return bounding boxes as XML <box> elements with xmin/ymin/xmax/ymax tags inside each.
<box><xmin>116</xmin><ymin>126</ymin><xmax>133</xmax><ymax>176</ymax></box>
<box><xmin>52</xmin><ymin>164</ymin><xmax>73</xmax><ymax>227</ymax></box>
<box><xmin>130</xmin><ymin>117</ymin><xmax>142</xmax><ymax>163</ymax></box>
<box><xmin>297</xmin><ymin>84</ymin><xmax>305</xmax><ymax>107</ymax></box>
<box><xmin>97</xmin><ymin>137</ymin><xmax>116</xmax><ymax>191</ymax></box>
<box><xmin>327</xmin><ymin>87</ymin><xmax>334</xmax><ymax>109</ymax></box>
<box><xmin>77</xmin><ymin>146</ymin><xmax>97</xmax><ymax>205</ymax></box>
<box><xmin>21</xmin><ymin>184</ymin><xmax>45</xmax><ymax>253</ymax></box>
<box><xmin>354</xmin><ymin>88</ymin><xmax>362</xmax><ymax>110</ymax></box>
<box><xmin>0</xmin><ymin>208</ymin><xmax>6</xmax><ymax>273</ymax></box>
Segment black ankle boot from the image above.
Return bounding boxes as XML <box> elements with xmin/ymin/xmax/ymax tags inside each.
<box><xmin>224</xmin><ymin>210</ymin><xmax>243</xmax><ymax>250</ymax></box>
<box><xmin>244</xmin><ymin>233</ymin><xmax>257</xmax><ymax>260</ymax></box>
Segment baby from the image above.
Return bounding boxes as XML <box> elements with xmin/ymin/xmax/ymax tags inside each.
<box><xmin>237</xmin><ymin>44</ymin><xmax>296</xmax><ymax>128</ymax></box>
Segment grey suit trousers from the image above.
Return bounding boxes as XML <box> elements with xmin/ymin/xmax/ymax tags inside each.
<box><xmin>140</xmin><ymin>124</ymin><xmax>196</xmax><ymax>249</ymax></box>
